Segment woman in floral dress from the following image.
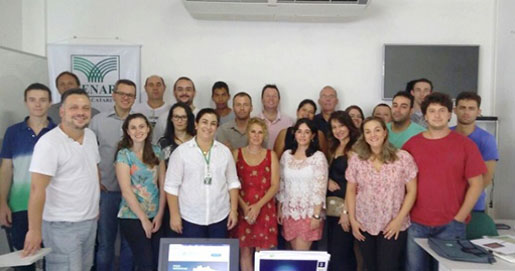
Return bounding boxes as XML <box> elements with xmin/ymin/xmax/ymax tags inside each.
<box><xmin>232</xmin><ymin>117</ymin><xmax>279</xmax><ymax>271</ymax></box>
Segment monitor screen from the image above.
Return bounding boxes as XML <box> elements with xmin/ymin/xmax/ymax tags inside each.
<box><xmin>158</xmin><ymin>238</ymin><xmax>239</xmax><ymax>271</ymax></box>
<box><xmin>255</xmin><ymin>250</ymin><xmax>330</xmax><ymax>271</ymax></box>
<box><xmin>383</xmin><ymin>44</ymin><xmax>479</xmax><ymax>99</ymax></box>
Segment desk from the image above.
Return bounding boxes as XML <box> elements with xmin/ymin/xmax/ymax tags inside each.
<box><xmin>415</xmin><ymin>239</ymin><xmax>515</xmax><ymax>271</ymax></box>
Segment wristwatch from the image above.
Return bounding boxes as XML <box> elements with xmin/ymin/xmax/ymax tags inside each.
<box><xmin>313</xmin><ymin>214</ymin><xmax>321</xmax><ymax>220</ymax></box>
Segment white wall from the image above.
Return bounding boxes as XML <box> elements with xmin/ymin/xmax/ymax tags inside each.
<box><xmin>21</xmin><ymin>0</ymin><xmax>46</xmax><ymax>56</ymax></box>
<box><xmin>45</xmin><ymin>0</ymin><xmax>496</xmax><ymax>117</ymax></box>
<box><xmin>0</xmin><ymin>48</ymin><xmax>49</xmax><ymax>141</ymax></box>
<box><xmin>493</xmin><ymin>0</ymin><xmax>515</xmax><ymax>219</ymax></box>
<box><xmin>0</xmin><ymin>0</ymin><xmax>22</xmax><ymax>50</ymax></box>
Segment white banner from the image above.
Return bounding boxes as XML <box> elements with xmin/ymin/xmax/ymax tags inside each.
<box><xmin>47</xmin><ymin>43</ymin><xmax>141</xmax><ymax>112</ymax></box>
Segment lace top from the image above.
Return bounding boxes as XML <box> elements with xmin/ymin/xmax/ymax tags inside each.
<box><xmin>277</xmin><ymin>150</ymin><xmax>328</xmax><ymax>220</ymax></box>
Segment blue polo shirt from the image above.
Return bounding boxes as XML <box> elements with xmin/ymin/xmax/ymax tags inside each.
<box><xmin>451</xmin><ymin>125</ymin><xmax>499</xmax><ymax>211</ymax></box>
<box><xmin>0</xmin><ymin>117</ymin><xmax>56</xmax><ymax>212</ymax></box>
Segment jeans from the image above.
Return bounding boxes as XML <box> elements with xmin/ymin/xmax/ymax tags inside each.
<box><xmin>406</xmin><ymin>220</ymin><xmax>466</xmax><ymax>271</ymax></box>
<box><xmin>4</xmin><ymin>211</ymin><xmax>35</xmax><ymax>271</ymax></box>
<box><xmin>42</xmin><ymin>219</ymin><xmax>97</xmax><ymax>271</ymax></box>
<box><xmin>119</xmin><ymin>218</ymin><xmax>163</xmax><ymax>271</ymax></box>
<box><xmin>182</xmin><ymin>217</ymin><xmax>228</xmax><ymax>238</ymax></box>
<box><xmin>96</xmin><ymin>191</ymin><xmax>133</xmax><ymax>271</ymax></box>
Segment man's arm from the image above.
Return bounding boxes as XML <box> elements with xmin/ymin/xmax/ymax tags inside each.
<box><xmin>0</xmin><ymin>159</ymin><xmax>13</xmax><ymax>226</ymax></box>
<box><xmin>454</xmin><ymin>174</ymin><xmax>483</xmax><ymax>222</ymax></box>
<box><xmin>22</xmin><ymin>172</ymin><xmax>51</xmax><ymax>256</ymax></box>
<box><xmin>483</xmin><ymin>160</ymin><xmax>497</xmax><ymax>188</ymax></box>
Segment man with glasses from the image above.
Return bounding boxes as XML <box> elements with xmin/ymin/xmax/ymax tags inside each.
<box><xmin>90</xmin><ymin>79</ymin><xmax>137</xmax><ymax>271</ymax></box>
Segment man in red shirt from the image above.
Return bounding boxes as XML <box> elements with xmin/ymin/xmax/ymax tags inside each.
<box><xmin>403</xmin><ymin>92</ymin><xmax>486</xmax><ymax>271</ymax></box>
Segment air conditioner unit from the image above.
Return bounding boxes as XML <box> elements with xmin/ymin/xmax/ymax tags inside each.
<box><xmin>182</xmin><ymin>0</ymin><xmax>370</xmax><ymax>22</ymax></box>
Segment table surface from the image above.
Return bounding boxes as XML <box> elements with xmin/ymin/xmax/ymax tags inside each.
<box><xmin>415</xmin><ymin>219</ymin><xmax>515</xmax><ymax>271</ymax></box>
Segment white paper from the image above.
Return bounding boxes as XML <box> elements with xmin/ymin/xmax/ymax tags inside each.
<box><xmin>0</xmin><ymin>248</ymin><xmax>52</xmax><ymax>267</ymax></box>
<box><xmin>471</xmin><ymin>235</ymin><xmax>515</xmax><ymax>255</ymax></box>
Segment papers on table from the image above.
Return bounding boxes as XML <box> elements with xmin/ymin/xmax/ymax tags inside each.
<box><xmin>472</xmin><ymin>235</ymin><xmax>515</xmax><ymax>263</ymax></box>
<box><xmin>0</xmin><ymin>248</ymin><xmax>52</xmax><ymax>267</ymax></box>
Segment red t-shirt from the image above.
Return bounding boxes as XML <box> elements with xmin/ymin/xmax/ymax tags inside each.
<box><xmin>403</xmin><ymin>131</ymin><xmax>487</xmax><ymax>226</ymax></box>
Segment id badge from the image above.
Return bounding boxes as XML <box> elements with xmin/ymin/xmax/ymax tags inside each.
<box><xmin>204</xmin><ymin>176</ymin><xmax>212</xmax><ymax>185</ymax></box>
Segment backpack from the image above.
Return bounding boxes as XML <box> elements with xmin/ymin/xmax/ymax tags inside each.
<box><xmin>428</xmin><ymin>237</ymin><xmax>496</xmax><ymax>264</ymax></box>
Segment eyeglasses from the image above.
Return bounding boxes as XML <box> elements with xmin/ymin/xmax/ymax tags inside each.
<box><xmin>114</xmin><ymin>91</ymin><xmax>136</xmax><ymax>99</ymax></box>
<box><xmin>172</xmin><ymin>115</ymin><xmax>188</xmax><ymax>121</ymax></box>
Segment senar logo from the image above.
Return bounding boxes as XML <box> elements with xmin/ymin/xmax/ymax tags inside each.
<box><xmin>73</xmin><ymin>56</ymin><xmax>118</xmax><ymax>83</ymax></box>
<box><xmin>71</xmin><ymin>55</ymin><xmax>120</xmax><ymax>102</ymax></box>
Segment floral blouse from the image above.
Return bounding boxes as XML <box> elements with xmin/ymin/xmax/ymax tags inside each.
<box><xmin>277</xmin><ymin>150</ymin><xmax>328</xmax><ymax>220</ymax></box>
<box><xmin>345</xmin><ymin>150</ymin><xmax>417</xmax><ymax>235</ymax></box>
<box><xmin>116</xmin><ymin>145</ymin><xmax>162</xmax><ymax>219</ymax></box>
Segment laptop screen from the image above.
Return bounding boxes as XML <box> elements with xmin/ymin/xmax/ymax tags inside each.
<box><xmin>158</xmin><ymin>238</ymin><xmax>239</xmax><ymax>271</ymax></box>
<box><xmin>255</xmin><ymin>250</ymin><xmax>330</xmax><ymax>271</ymax></box>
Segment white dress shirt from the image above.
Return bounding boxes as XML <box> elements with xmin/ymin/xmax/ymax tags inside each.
<box><xmin>164</xmin><ymin>137</ymin><xmax>241</xmax><ymax>225</ymax></box>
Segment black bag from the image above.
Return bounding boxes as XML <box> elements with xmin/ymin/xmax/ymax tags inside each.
<box><xmin>428</xmin><ymin>238</ymin><xmax>496</xmax><ymax>264</ymax></box>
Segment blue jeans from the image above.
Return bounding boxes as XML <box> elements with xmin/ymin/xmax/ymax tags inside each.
<box><xmin>42</xmin><ymin>219</ymin><xmax>97</xmax><ymax>271</ymax></box>
<box><xmin>4</xmin><ymin>211</ymin><xmax>35</xmax><ymax>271</ymax></box>
<box><xmin>182</xmin><ymin>217</ymin><xmax>228</xmax><ymax>238</ymax></box>
<box><xmin>406</xmin><ymin>220</ymin><xmax>466</xmax><ymax>271</ymax></box>
<box><xmin>96</xmin><ymin>191</ymin><xmax>133</xmax><ymax>271</ymax></box>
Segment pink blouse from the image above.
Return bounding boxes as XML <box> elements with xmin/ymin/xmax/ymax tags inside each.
<box><xmin>345</xmin><ymin>150</ymin><xmax>417</xmax><ymax>235</ymax></box>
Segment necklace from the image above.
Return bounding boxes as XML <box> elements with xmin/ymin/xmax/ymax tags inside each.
<box><xmin>246</xmin><ymin>146</ymin><xmax>262</xmax><ymax>155</ymax></box>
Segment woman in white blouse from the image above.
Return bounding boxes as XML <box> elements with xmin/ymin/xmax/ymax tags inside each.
<box><xmin>277</xmin><ymin>118</ymin><xmax>328</xmax><ymax>250</ymax></box>
<box><xmin>164</xmin><ymin>108</ymin><xmax>241</xmax><ymax>238</ymax></box>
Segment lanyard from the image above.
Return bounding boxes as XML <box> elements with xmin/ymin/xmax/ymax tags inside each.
<box><xmin>196</xmin><ymin>139</ymin><xmax>213</xmax><ymax>185</ymax></box>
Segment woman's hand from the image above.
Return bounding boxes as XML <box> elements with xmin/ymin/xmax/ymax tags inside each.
<box><xmin>383</xmin><ymin>217</ymin><xmax>403</xmax><ymax>240</ymax></box>
<box><xmin>246</xmin><ymin>204</ymin><xmax>262</xmax><ymax>225</ymax></box>
<box><xmin>152</xmin><ymin>213</ymin><xmax>163</xmax><ymax>233</ymax></box>
<box><xmin>170</xmin><ymin>214</ymin><xmax>182</xmax><ymax>234</ymax></box>
<box><xmin>310</xmin><ymin>218</ymin><xmax>321</xmax><ymax>230</ymax></box>
<box><xmin>338</xmin><ymin>212</ymin><xmax>350</xmax><ymax>232</ymax></box>
<box><xmin>277</xmin><ymin>205</ymin><xmax>283</xmax><ymax>225</ymax></box>
<box><xmin>328</xmin><ymin>179</ymin><xmax>341</xmax><ymax>192</ymax></box>
<box><xmin>227</xmin><ymin>209</ymin><xmax>238</xmax><ymax>230</ymax></box>
<box><xmin>350</xmin><ymin>218</ymin><xmax>365</xmax><ymax>241</ymax></box>
<box><xmin>140</xmin><ymin>218</ymin><xmax>153</xmax><ymax>239</ymax></box>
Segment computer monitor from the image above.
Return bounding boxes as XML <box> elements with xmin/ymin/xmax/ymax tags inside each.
<box><xmin>158</xmin><ymin>238</ymin><xmax>239</xmax><ymax>271</ymax></box>
<box><xmin>254</xmin><ymin>250</ymin><xmax>331</xmax><ymax>271</ymax></box>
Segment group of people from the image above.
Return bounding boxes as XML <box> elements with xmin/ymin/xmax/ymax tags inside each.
<box><xmin>0</xmin><ymin>73</ymin><xmax>499</xmax><ymax>271</ymax></box>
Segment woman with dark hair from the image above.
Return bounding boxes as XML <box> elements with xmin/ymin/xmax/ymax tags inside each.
<box><xmin>158</xmin><ymin>102</ymin><xmax>195</xmax><ymax>166</ymax></box>
<box><xmin>345</xmin><ymin>105</ymin><xmax>365</xmax><ymax>129</ymax></box>
<box><xmin>277</xmin><ymin>118</ymin><xmax>328</xmax><ymax>250</ymax></box>
<box><xmin>346</xmin><ymin>117</ymin><xmax>417</xmax><ymax>271</ymax></box>
<box><xmin>164</xmin><ymin>108</ymin><xmax>241</xmax><ymax>239</ymax></box>
<box><xmin>115</xmin><ymin>113</ymin><xmax>165</xmax><ymax>271</ymax></box>
<box><xmin>273</xmin><ymin>99</ymin><xmax>327</xmax><ymax>159</ymax></box>
<box><xmin>325</xmin><ymin>111</ymin><xmax>360</xmax><ymax>271</ymax></box>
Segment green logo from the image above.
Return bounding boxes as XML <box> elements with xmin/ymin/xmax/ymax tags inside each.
<box><xmin>72</xmin><ymin>56</ymin><xmax>119</xmax><ymax>83</ymax></box>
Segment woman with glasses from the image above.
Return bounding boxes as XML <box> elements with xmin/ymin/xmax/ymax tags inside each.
<box><xmin>158</xmin><ymin>102</ymin><xmax>195</xmax><ymax>167</ymax></box>
<box><xmin>346</xmin><ymin>117</ymin><xmax>417</xmax><ymax>271</ymax></box>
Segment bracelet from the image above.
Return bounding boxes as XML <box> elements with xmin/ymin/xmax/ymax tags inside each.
<box><xmin>312</xmin><ymin>214</ymin><xmax>321</xmax><ymax>220</ymax></box>
<box><xmin>342</xmin><ymin>209</ymin><xmax>348</xmax><ymax>215</ymax></box>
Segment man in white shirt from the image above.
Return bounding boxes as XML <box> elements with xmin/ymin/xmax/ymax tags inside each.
<box><xmin>23</xmin><ymin>89</ymin><xmax>100</xmax><ymax>271</ymax></box>
<box><xmin>132</xmin><ymin>75</ymin><xmax>171</xmax><ymax>127</ymax></box>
